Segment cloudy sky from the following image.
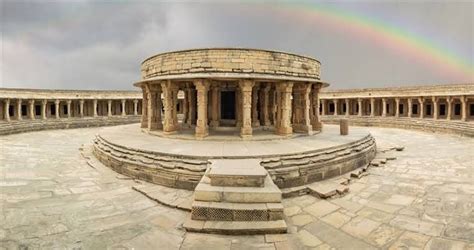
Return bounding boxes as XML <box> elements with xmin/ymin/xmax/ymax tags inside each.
<box><xmin>1</xmin><ymin>0</ymin><xmax>472</xmax><ymax>90</ymax></box>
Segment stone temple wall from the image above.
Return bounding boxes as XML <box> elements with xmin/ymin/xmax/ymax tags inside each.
<box><xmin>141</xmin><ymin>48</ymin><xmax>321</xmax><ymax>80</ymax></box>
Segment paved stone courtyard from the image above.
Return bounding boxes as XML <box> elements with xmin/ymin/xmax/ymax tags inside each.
<box><xmin>1</xmin><ymin>125</ymin><xmax>473</xmax><ymax>249</ymax></box>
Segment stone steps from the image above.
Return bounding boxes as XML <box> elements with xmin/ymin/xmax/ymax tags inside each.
<box><xmin>193</xmin><ymin>175</ymin><xmax>282</xmax><ymax>203</ymax></box>
<box><xmin>183</xmin><ymin>218</ymin><xmax>288</xmax><ymax>235</ymax></box>
<box><xmin>191</xmin><ymin>201</ymin><xmax>284</xmax><ymax>221</ymax></box>
<box><xmin>184</xmin><ymin>159</ymin><xmax>287</xmax><ymax>234</ymax></box>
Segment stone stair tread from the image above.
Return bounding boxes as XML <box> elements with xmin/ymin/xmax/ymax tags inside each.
<box><xmin>192</xmin><ymin>201</ymin><xmax>283</xmax><ymax>211</ymax></box>
<box><xmin>183</xmin><ymin>217</ymin><xmax>287</xmax><ymax>235</ymax></box>
<box><xmin>208</xmin><ymin>159</ymin><xmax>267</xmax><ymax>177</ymax></box>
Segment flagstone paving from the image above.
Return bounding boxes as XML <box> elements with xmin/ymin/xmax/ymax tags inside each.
<box><xmin>1</xmin><ymin>125</ymin><xmax>473</xmax><ymax>249</ymax></box>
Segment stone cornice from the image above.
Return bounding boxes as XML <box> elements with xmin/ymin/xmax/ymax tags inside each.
<box><xmin>0</xmin><ymin>88</ymin><xmax>141</xmax><ymax>100</ymax></box>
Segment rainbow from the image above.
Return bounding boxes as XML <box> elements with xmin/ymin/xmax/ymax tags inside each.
<box><xmin>252</xmin><ymin>2</ymin><xmax>473</xmax><ymax>80</ymax></box>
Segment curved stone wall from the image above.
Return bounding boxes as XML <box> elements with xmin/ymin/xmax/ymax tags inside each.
<box><xmin>0</xmin><ymin>88</ymin><xmax>142</xmax><ymax>135</ymax></box>
<box><xmin>92</xmin><ymin>132</ymin><xmax>376</xmax><ymax>190</ymax></box>
<box><xmin>319</xmin><ymin>83</ymin><xmax>474</xmax><ymax>137</ymax></box>
<box><xmin>141</xmin><ymin>48</ymin><xmax>321</xmax><ymax>80</ymax></box>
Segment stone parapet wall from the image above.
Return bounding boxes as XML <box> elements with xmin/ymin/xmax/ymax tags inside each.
<box><xmin>141</xmin><ymin>48</ymin><xmax>321</xmax><ymax>80</ymax></box>
<box><xmin>0</xmin><ymin>116</ymin><xmax>140</xmax><ymax>136</ymax></box>
<box><xmin>321</xmin><ymin>116</ymin><xmax>474</xmax><ymax>137</ymax></box>
<box><xmin>0</xmin><ymin>88</ymin><xmax>141</xmax><ymax>100</ymax></box>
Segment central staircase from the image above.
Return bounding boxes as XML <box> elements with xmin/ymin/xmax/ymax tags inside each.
<box><xmin>183</xmin><ymin>159</ymin><xmax>287</xmax><ymax>234</ymax></box>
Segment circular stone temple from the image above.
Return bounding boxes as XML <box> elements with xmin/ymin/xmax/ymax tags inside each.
<box><xmin>93</xmin><ymin>48</ymin><xmax>376</xmax><ymax>234</ymax></box>
<box><xmin>134</xmin><ymin>48</ymin><xmax>329</xmax><ymax>138</ymax></box>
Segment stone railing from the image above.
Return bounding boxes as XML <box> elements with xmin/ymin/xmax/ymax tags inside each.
<box><xmin>319</xmin><ymin>83</ymin><xmax>474</xmax><ymax>137</ymax></box>
<box><xmin>0</xmin><ymin>88</ymin><xmax>142</xmax><ymax>135</ymax></box>
<box><xmin>141</xmin><ymin>48</ymin><xmax>321</xmax><ymax>80</ymax></box>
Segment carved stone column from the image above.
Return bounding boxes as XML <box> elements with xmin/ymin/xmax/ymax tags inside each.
<box><xmin>182</xmin><ymin>88</ymin><xmax>188</xmax><ymax>125</ymax></box>
<box><xmin>276</xmin><ymin>82</ymin><xmax>293</xmax><ymax>136</ymax></box>
<box><xmin>147</xmin><ymin>83</ymin><xmax>162</xmax><ymax>130</ymax></box>
<box><xmin>15</xmin><ymin>99</ymin><xmax>22</xmax><ymax>120</ymax></box>
<box><xmin>251</xmin><ymin>83</ymin><xmax>260</xmax><ymax>127</ymax></box>
<box><xmin>446</xmin><ymin>97</ymin><xmax>452</xmax><ymax>120</ymax></box>
<box><xmin>418</xmin><ymin>97</ymin><xmax>425</xmax><ymax>118</ymax></box>
<box><xmin>121</xmin><ymin>99</ymin><xmax>126</xmax><ymax>116</ymax></box>
<box><xmin>370</xmin><ymin>98</ymin><xmax>375</xmax><ymax>117</ymax></box>
<box><xmin>395</xmin><ymin>98</ymin><xmax>400</xmax><ymax>117</ymax></box>
<box><xmin>461</xmin><ymin>96</ymin><xmax>467</xmax><ymax>121</ymax></box>
<box><xmin>321</xmin><ymin>99</ymin><xmax>326</xmax><ymax>116</ymax></box>
<box><xmin>333</xmin><ymin>99</ymin><xmax>339</xmax><ymax>116</ymax></box>
<box><xmin>210</xmin><ymin>83</ymin><xmax>220</xmax><ymax>127</ymax></box>
<box><xmin>292</xmin><ymin>83</ymin><xmax>312</xmax><ymax>134</ymax></box>
<box><xmin>133</xmin><ymin>99</ymin><xmax>138</xmax><ymax>116</ymax></box>
<box><xmin>41</xmin><ymin>99</ymin><xmax>47</xmax><ymax>120</ymax></box>
<box><xmin>382</xmin><ymin>98</ymin><xmax>387</xmax><ymax>117</ymax></box>
<box><xmin>161</xmin><ymin>81</ymin><xmax>179</xmax><ymax>134</ymax></box>
<box><xmin>93</xmin><ymin>99</ymin><xmax>98</xmax><ymax>117</ymax></box>
<box><xmin>54</xmin><ymin>100</ymin><xmax>60</xmax><ymax>119</ymax></box>
<box><xmin>194</xmin><ymin>79</ymin><xmax>210</xmax><ymax>138</ymax></box>
<box><xmin>187</xmin><ymin>87</ymin><xmax>196</xmax><ymax>126</ymax></box>
<box><xmin>239</xmin><ymin>79</ymin><xmax>254</xmax><ymax>138</ymax></box>
<box><xmin>310</xmin><ymin>84</ymin><xmax>322</xmax><ymax>131</ymax></box>
<box><xmin>28</xmin><ymin>100</ymin><xmax>35</xmax><ymax>120</ymax></box>
<box><xmin>65</xmin><ymin>100</ymin><xmax>71</xmax><ymax>118</ymax></box>
<box><xmin>260</xmin><ymin>84</ymin><xmax>271</xmax><ymax>126</ymax></box>
<box><xmin>79</xmin><ymin>99</ymin><xmax>84</xmax><ymax>117</ymax></box>
<box><xmin>236</xmin><ymin>87</ymin><xmax>243</xmax><ymax>127</ymax></box>
<box><xmin>141</xmin><ymin>86</ymin><xmax>148</xmax><ymax>128</ymax></box>
<box><xmin>345</xmin><ymin>99</ymin><xmax>350</xmax><ymax>116</ymax></box>
<box><xmin>407</xmin><ymin>98</ymin><xmax>413</xmax><ymax>118</ymax></box>
<box><xmin>4</xmin><ymin>99</ymin><xmax>10</xmax><ymax>122</ymax></box>
<box><xmin>357</xmin><ymin>98</ymin><xmax>363</xmax><ymax>116</ymax></box>
<box><xmin>432</xmin><ymin>97</ymin><xmax>438</xmax><ymax>120</ymax></box>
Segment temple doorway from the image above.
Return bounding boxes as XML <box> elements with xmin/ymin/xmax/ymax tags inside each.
<box><xmin>220</xmin><ymin>91</ymin><xmax>236</xmax><ymax>120</ymax></box>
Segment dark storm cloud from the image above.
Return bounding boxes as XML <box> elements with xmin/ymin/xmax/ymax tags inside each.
<box><xmin>1</xmin><ymin>1</ymin><xmax>473</xmax><ymax>90</ymax></box>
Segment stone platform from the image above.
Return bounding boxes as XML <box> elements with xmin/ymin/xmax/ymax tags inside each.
<box><xmin>93</xmin><ymin>124</ymin><xmax>376</xmax><ymax>190</ymax></box>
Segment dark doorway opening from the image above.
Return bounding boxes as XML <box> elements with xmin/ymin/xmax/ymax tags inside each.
<box><xmin>221</xmin><ymin>91</ymin><xmax>235</xmax><ymax>119</ymax></box>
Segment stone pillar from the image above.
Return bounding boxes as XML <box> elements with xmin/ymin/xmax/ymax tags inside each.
<box><xmin>446</xmin><ymin>97</ymin><xmax>452</xmax><ymax>120</ymax></box>
<box><xmin>418</xmin><ymin>97</ymin><xmax>425</xmax><ymax>119</ymax></box>
<box><xmin>236</xmin><ymin>87</ymin><xmax>243</xmax><ymax>127</ymax></box>
<box><xmin>333</xmin><ymin>99</ymin><xmax>339</xmax><ymax>116</ymax></box>
<box><xmin>461</xmin><ymin>96</ymin><xmax>467</xmax><ymax>121</ymax></box>
<box><xmin>92</xmin><ymin>99</ymin><xmax>98</xmax><ymax>117</ymax></box>
<box><xmin>133</xmin><ymin>99</ymin><xmax>138</xmax><ymax>116</ymax></box>
<box><xmin>260</xmin><ymin>84</ymin><xmax>271</xmax><ymax>126</ymax></box>
<box><xmin>210</xmin><ymin>84</ymin><xmax>220</xmax><ymax>127</ymax></box>
<box><xmin>16</xmin><ymin>99</ymin><xmax>22</xmax><ymax>120</ymax></box>
<box><xmin>340</xmin><ymin>119</ymin><xmax>349</xmax><ymax>135</ymax></box>
<box><xmin>161</xmin><ymin>81</ymin><xmax>179</xmax><ymax>134</ymax></box>
<box><xmin>432</xmin><ymin>97</ymin><xmax>438</xmax><ymax>120</ymax></box>
<box><xmin>194</xmin><ymin>79</ymin><xmax>210</xmax><ymax>138</ymax></box>
<box><xmin>80</xmin><ymin>99</ymin><xmax>85</xmax><ymax>118</ymax></box>
<box><xmin>310</xmin><ymin>84</ymin><xmax>322</xmax><ymax>131</ymax></box>
<box><xmin>239</xmin><ymin>79</ymin><xmax>255</xmax><ymax>138</ymax></box>
<box><xmin>276</xmin><ymin>82</ymin><xmax>293</xmax><ymax>136</ymax></box>
<box><xmin>28</xmin><ymin>99</ymin><xmax>35</xmax><ymax>120</ymax></box>
<box><xmin>395</xmin><ymin>98</ymin><xmax>400</xmax><ymax>117</ymax></box>
<box><xmin>292</xmin><ymin>83</ymin><xmax>312</xmax><ymax>134</ymax></box>
<box><xmin>147</xmin><ymin>84</ymin><xmax>162</xmax><ymax>130</ymax></box>
<box><xmin>251</xmin><ymin>83</ymin><xmax>260</xmax><ymax>127</ymax></box>
<box><xmin>65</xmin><ymin>100</ymin><xmax>71</xmax><ymax>118</ymax></box>
<box><xmin>345</xmin><ymin>99</ymin><xmax>350</xmax><ymax>116</ymax></box>
<box><xmin>407</xmin><ymin>98</ymin><xmax>413</xmax><ymax>118</ymax></box>
<box><xmin>121</xmin><ymin>99</ymin><xmax>126</xmax><ymax>116</ymax></box>
<box><xmin>107</xmin><ymin>100</ymin><xmax>112</xmax><ymax>117</ymax></box>
<box><xmin>321</xmin><ymin>99</ymin><xmax>326</xmax><ymax>116</ymax></box>
<box><xmin>187</xmin><ymin>88</ymin><xmax>196</xmax><ymax>126</ymax></box>
<box><xmin>369</xmin><ymin>98</ymin><xmax>374</xmax><ymax>117</ymax></box>
<box><xmin>141</xmin><ymin>86</ymin><xmax>148</xmax><ymax>128</ymax></box>
<box><xmin>182</xmin><ymin>89</ymin><xmax>188</xmax><ymax>125</ymax></box>
<box><xmin>357</xmin><ymin>98</ymin><xmax>363</xmax><ymax>116</ymax></box>
<box><xmin>382</xmin><ymin>98</ymin><xmax>387</xmax><ymax>117</ymax></box>
<box><xmin>54</xmin><ymin>100</ymin><xmax>60</xmax><ymax>119</ymax></box>
<box><xmin>4</xmin><ymin>99</ymin><xmax>10</xmax><ymax>122</ymax></box>
<box><xmin>41</xmin><ymin>99</ymin><xmax>47</xmax><ymax>119</ymax></box>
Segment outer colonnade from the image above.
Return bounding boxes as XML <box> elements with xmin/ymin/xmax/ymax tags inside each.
<box><xmin>320</xmin><ymin>96</ymin><xmax>474</xmax><ymax>121</ymax></box>
<box><xmin>139</xmin><ymin>79</ymin><xmax>323</xmax><ymax>138</ymax></box>
<box><xmin>1</xmin><ymin>97</ymin><xmax>142</xmax><ymax>122</ymax></box>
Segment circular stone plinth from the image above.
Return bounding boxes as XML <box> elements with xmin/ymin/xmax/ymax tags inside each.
<box><xmin>92</xmin><ymin>124</ymin><xmax>376</xmax><ymax>190</ymax></box>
